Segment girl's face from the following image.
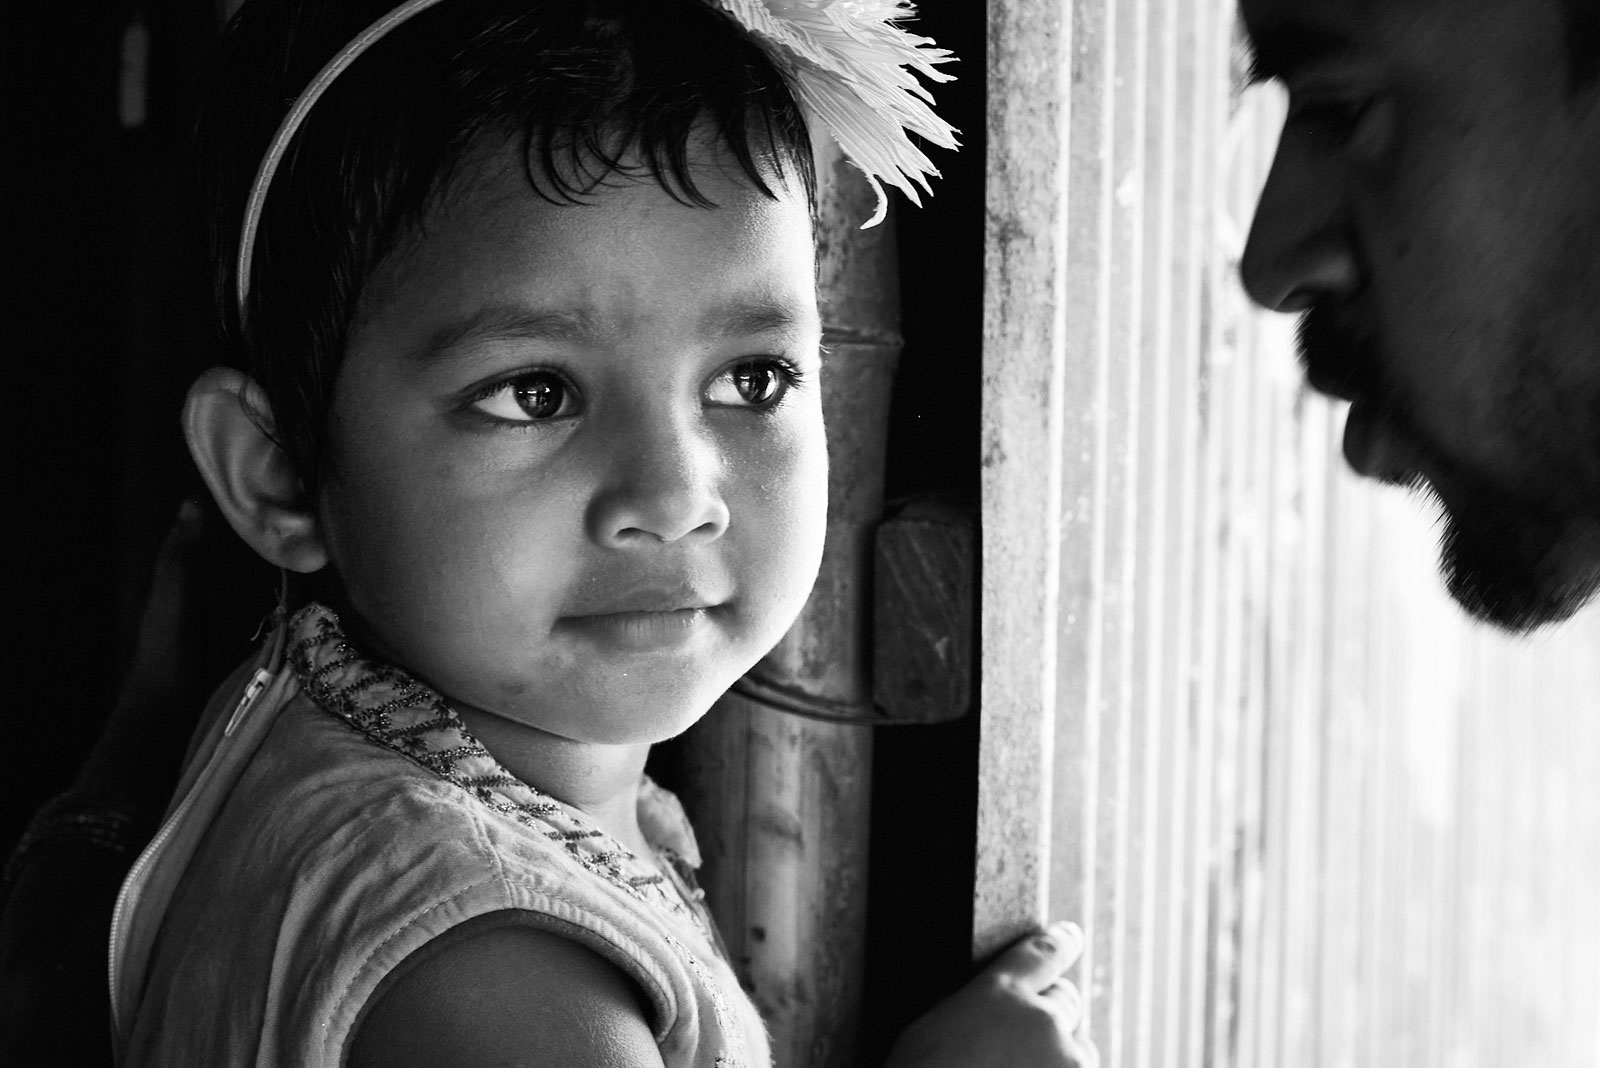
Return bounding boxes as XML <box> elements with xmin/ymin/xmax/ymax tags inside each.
<box><xmin>314</xmin><ymin>135</ymin><xmax>826</xmax><ymax>746</ymax></box>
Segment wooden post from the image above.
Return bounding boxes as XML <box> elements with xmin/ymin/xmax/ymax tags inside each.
<box><xmin>664</xmin><ymin>140</ymin><xmax>900</xmax><ymax>1068</ymax></box>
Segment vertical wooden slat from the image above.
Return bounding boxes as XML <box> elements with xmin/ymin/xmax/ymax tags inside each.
<box><xmin>1062</xmin><ymin>0</ymin><xmax>1112</xmax><ymax>1043</ymax></box>
<box><xmin>1098</xmin><ymin>0</ymin><xmax>1147</xmax><ymax>1058</ymax></box>
<box><xmin>1132</xmin><ymin>0</ymin><xmax>1174</xmax><ymax>1062</ymax></box>
<box><xmin>1189</xmin><ymin>4</ymin><xmax>1231</xmax><ymax>1063</ymax></box>
<box><xmin>1171</xmin><ymin>4</ymin><xmax>1213</xmax><ymax>1064</ymax></box>
<box><xmin>975</xmin><ymin>0</ymin><xmax>1075</xmax><ymax>955</ymax></box>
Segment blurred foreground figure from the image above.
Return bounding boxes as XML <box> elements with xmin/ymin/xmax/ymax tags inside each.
<box><xmin>1239</xmin><ymin>0</ymin><xmax>1600</xmax><ymax>631</ymax></box>
<box><xmin>0</xmin><ymin>505</ymin><xmax>210</xmax><ymax>1066</ymax></box>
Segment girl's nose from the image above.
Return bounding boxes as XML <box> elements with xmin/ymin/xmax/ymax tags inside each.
<box><xmin>585</xmin><ymin>414</ymin><xmax>731</xmax><ymax>547</ymax></box>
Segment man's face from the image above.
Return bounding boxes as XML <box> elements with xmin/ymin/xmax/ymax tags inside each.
<box><xmin>1240</xmin><ymin>0</ymin><xmax>1600</xmax><ymax>629</ymax></box>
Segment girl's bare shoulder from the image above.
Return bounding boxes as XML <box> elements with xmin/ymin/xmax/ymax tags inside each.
<box><xmin>348</xmin><ymin>922</ymin><xmax>665</xmax><ymax>1068</ymax></box>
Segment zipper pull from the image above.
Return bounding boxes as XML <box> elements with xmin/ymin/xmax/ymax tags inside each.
<box><xmin>224</xmin><ymin>669</ymin><xmax>274</xmax><ymax>737</ymax></box>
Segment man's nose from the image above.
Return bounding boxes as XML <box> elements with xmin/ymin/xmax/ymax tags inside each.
<box><xmin>585</xmin><ymin>411</ymin><xmax>730</xmax><ymax>548</ymax></box>
<box><xmin>1240</xmin><ymin>137</ymin><xmax>1361</xmax><ymax>312</ymax></box>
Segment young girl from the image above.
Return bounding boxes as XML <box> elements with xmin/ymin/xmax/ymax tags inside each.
<box><xmin>109</xmin><ymin>1</ymin><xmax>1093</xmax><ymax>1065</ymax></box>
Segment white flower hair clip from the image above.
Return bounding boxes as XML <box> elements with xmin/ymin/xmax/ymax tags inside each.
<box><xmin>235</xmin><ymin>0</ymin><xmax>958</xmax><ymax>312</ymax></box>
<box><xmin>709</xmin><ymin>0</ymin><xmax>958</xmax><ymax>227</ymax></box>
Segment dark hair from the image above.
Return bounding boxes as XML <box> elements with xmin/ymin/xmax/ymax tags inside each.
<box><xmin>195</xmin><ymin>0</ymin><xmax>816</xmax><ymax>492</ymax></box>
<box><xmin>1563</xmin><ymin>0</ymin><xmax>1600</xmax><ymax>92</ymax></box>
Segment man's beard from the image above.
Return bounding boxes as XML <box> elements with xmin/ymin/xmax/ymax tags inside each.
<box><xmin>1438</xmin><ymin>485</ymin><xmax>1600</xmax><ymax>632</ymax></box>
<box><xmin>1298</xmin><ymin>304</ymin><xmax>1600</xmax><ymax>633</ymax></box>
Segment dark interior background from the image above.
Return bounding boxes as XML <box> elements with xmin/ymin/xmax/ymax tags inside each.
<box><xmin>5</xmin><ymin>1</ymin><xmax>239</xmax><ymax>850</ymax></box>
<box><xmin>860</xmin><ymin>2</ymin><xmax>987</xmax><ymax>1061</ymax></box>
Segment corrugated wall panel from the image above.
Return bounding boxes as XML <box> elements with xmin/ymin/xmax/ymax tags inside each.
<box><xmin>979</xmin><ymin>2</ymin><xmax>1600</xmax><ymax>1067</ymax></box>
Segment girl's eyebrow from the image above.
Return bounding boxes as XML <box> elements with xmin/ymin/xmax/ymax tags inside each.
<box><xmin>417</xmin><ymin>304</ymin><xmax>600</xmax><ymax>363</ymax></box>
<box><xmin>416</xmin><ymin>297</ymin><xmax>819</xmax><ymax>363</ymax></box>
<box><xmin>696</xmin><ymin>297</ymin><xmax>819</xmax><ymax>340</ymax></box>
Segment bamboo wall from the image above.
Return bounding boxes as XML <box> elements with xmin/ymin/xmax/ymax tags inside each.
<box><xmin>976</xmin><ymin>2</ymin><xmax>1600</xmax><ymax>1067</ymax></box>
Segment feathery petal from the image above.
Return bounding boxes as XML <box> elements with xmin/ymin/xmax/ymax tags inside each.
<box><xmin>711</xmin><ymin>0</ymin><xmax>958</xmax><ymax>227</ymax></box>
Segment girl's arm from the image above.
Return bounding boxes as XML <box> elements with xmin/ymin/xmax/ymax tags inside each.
<box><xmin>348</xmin><ymin>925</ymin><xmax>666</xmax><ymax>1068</ymax></box>
<box><xmin>349</xmin><ymin>919</ymin><xmax>1093</xmax><ymax>1068</ymax></box>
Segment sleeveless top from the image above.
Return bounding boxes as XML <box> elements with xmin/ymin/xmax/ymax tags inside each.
<box><xmin>111</xmin><ymin>603</ymin><xmax>768</xmax><ymax>1068</ymax></box>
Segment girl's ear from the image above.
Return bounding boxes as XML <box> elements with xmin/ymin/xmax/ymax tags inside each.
<box><xmin>183</xmin><ymin>367</ymin><xmax>329</xmax><ymax>574</ymax></box>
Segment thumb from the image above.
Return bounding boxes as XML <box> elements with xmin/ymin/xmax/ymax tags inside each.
<box><xmin>982</xmin><ymin>921</ymin><xmax>1085</xmax><ymax>993</ymax></box>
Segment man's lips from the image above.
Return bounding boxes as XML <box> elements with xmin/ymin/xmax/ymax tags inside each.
<box><xmin>1342</xmin><ymin>400</ymin><xmax>1424</xmax><ymax>487</ymax></box>
<box><xmin>1297</xmin><ymin>305</ymin><xmax>1377</xmax><ymax>404</ymax></box>
<box><xmin>1307</xmin><ymin>361</ymin><xmax>1364</xmax><ymax>403</ymax></box>
<box><xmin>1297</xmin><ymin>307</ymin><xmax>1442</xmax><ymax>489</ymax></box>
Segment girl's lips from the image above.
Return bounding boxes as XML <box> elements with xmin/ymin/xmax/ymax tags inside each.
<box><xmin>561</xmin><ymin>578</ymin><xmax>724</xmax><ymax>617</ymax></box>
<box><xmin>558</xmin><ymin>607</ymin><xmax>713</xmax><ymax>652</ymax></box>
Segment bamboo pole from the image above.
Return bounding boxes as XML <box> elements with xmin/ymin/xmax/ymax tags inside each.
<box><xmin>667</xmin><ymin>139</ymin><xmax>901</xmax><ymax>1068</ymax></box>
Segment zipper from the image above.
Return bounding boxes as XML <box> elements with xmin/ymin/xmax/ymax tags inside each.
<box><xmin>226</xmin><ymin>669</ymin><xmax>271</xmax><ymax>736</ymax></box>
<box><xmin>107</xmin><ymin>662</ymin><xmax>278</xmax><ymax>1043</ymax></box>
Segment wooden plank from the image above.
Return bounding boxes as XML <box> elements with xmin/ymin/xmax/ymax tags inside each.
<box><xmin>1092</xmin><ymin>0</ymin><xmax>1146</xmax><ymax>1058</ymax></box>
<box><xmin>1131</xmin><ymin>0</ymin><xmax>1174</xmax><ymax>1063</ymax></box>
<box><xmin>975</xmin><ymin>0</ymin><xmax>1076</xmax><ymax>955</ymax></box>
<box><xmin>1172</xmin><ymin>4</ymin><xmax>1215</xmax><ymax>1065</ymax></box>
<box><xmin>1053</xmin><ymin>0</ymin><xmax>1113</xmax><ymax>1020</ymax></box>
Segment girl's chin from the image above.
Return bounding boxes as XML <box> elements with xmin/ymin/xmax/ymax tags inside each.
<box><xmin>451</xmin><ymin>685</ymin><xmax>722</xmax><ymax>748</ymax></box>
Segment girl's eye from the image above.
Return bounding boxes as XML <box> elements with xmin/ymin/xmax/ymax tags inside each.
<box><xmin>708</xmin><ymin>359</ymin><xmax>801</xmax><ymax>409</ymax></box>
<box><xmin>469</xmin><ymin>371</ymin><xmax>577</xmax><ymax>423</ymax></box>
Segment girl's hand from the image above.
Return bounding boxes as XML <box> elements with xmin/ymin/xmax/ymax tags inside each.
<box><xmin>884</xmin><ymin>922</ymin><xmax>1098</xmax><ymax>1068</ymax></box>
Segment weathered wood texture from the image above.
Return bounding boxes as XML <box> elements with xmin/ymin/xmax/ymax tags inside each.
<box><xmin>873</xmin><ymin>498</ymin><xmax>975</xmax><ymax>724</ymax></box>
<box><xmin>669</xmin><ymin>140</ymin><xmax>895</xmax><ymax>1068</ymax></box>
<box><xmin>979</xmin><ymin>2</ymin><xmax>1600</xmax><ymax>1067</ymax></box>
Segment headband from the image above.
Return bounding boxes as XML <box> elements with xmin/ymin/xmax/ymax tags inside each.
<box><xmin>234</xmin><ymin>0</ymin><xmax>958</xmax><ymax>315</ymax></box>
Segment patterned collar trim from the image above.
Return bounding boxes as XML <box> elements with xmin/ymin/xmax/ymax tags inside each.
<box><xmin>286</xmin><ymin>602</ymin><xmax>695</xmax><ymax>920</ymax></box>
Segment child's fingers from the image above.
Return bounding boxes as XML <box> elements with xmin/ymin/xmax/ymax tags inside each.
<box><xmin>888</xmin><ymin>923</ymin><xmax>1093</xmax><ymax>1068</ymax></box>
<box><xmin>983</xmin><ymin>921</ymin><xmax>1085</xmax><ymax>994</ymax></box>
<box><xmin>1039</xmin><ymin>977</ymin><xmax>1084</xmax><ymax>1028</ymax></box>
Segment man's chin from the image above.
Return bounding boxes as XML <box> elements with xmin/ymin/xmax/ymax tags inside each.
<box><xmin>1438</xmin><ymin>504</ymin><xmax>1600</xmax><ymax>633</ymax></box>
